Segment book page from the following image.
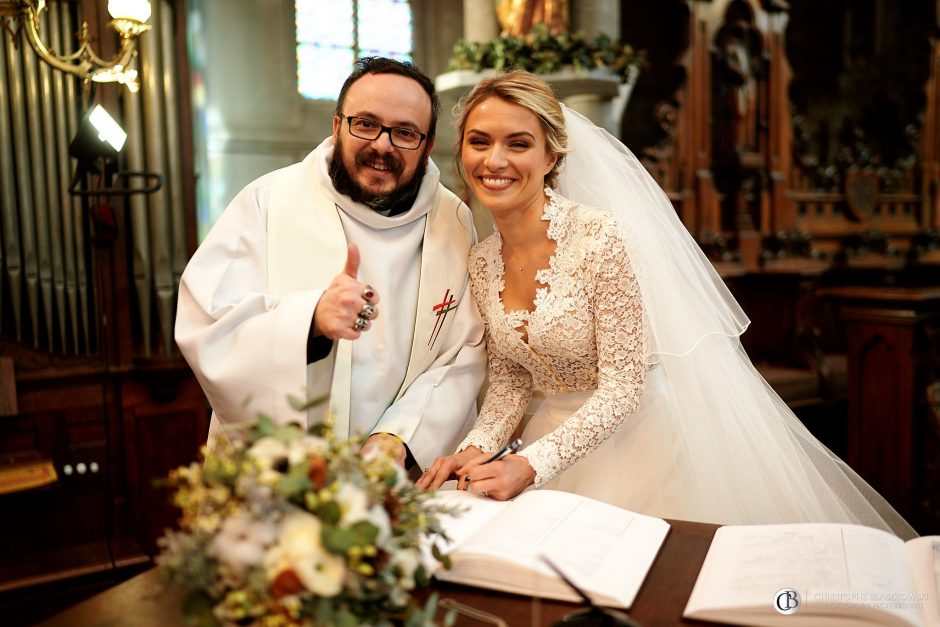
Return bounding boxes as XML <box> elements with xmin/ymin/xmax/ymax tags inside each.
<box><xmin>422</xmin><ymin>490</ymin><xmax>508</xmax><ymax>559</ymax></box>
<box><xmin>451</xmin><ymin>489</ymin><xmax>670</xmax><ymax>608</ymax></box>
<box><xmin>903</xmin><ymin>536</ymin><xmax>940</xmax><ymax>626</ymax></box>
<box><xmin>685</xmin><ymin>523</ymin><xmax>922</xmax><ymax>626</ymax></box>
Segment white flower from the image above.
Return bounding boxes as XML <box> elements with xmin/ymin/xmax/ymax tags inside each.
<box><xmin>287</xmin><ymin>435</ymin><xmax>328</xmax><ymax>465</ymax></box>
<box><xmin>266</xmin><ymin>511</ymin><xmax>345</xmax><ymax>597</ymax></box>
<box><xmin>336</xmin><ymin>483</ymin><xmax>370</xmax><ymax>525</ymax></box>
<box><xmin>389</xmin><ymin>548</ymin><xmax>420</xmax><ymax>590</ymax></box>
<box><xmin>361</xmin><ymin>445</ymin><xmax>407</xmax><ymax>488</ymax></box>
<box><xmin>386</xmin><ymin>547</ymin><xmax>421</xmax><ymax>606</ymax></box>
<box><xmin>247</xmin><ymin>436</ymin><xmax>289</xmax><ymax>465</ymax></box>
<box><xmin>207</xmin><ymin>512</ymin><xmax>277</xmax><ymax>576</ymax></box>
<box><xmin>388</xmin><ymin>461</ymin><xmax>408</xmax><ymax>490</ymax></box>
<box><xmin>246</xmin><ymin>436</ymin><xmax>290</xmax><ymax>484</ymax></box>
<box><xmin>365</xmin><ymin>505</ymin><xmax>391</xmax><ymax>544</ymax></box>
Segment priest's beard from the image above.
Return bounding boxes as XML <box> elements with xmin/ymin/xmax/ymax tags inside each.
<box><xmin>330</xmin><ymin>138</ymin><xmax>429</xmax><ymax>216</ymax></box>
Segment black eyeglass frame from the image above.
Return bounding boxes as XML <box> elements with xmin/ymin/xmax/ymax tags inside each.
<box><xmin>339</xmin><ymin>114</ymin><xmax>428</xmax><ymax>150</ymax></box>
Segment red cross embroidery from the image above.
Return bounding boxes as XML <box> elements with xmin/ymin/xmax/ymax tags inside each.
<box><xmin>428</xmin><ymin>289</ymin><xmax>457</xmax><ymax>348</ymax></box>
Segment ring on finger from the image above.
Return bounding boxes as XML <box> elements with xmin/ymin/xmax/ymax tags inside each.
<box><xmin>353</xmin><ymin>316</ymin><xmax>368</xmax><ymax>331</ymax></box>
<box><xmin>360</xmin><ymin>303</ymin><xmax>377</xmax><ymax>320</ymax></box>
<box><xmin>362</xmin><ymin>285</ymin><xmax>376</xmax><ymax>302</ymax></box>
<box><xmin>481</xmin><ymin>490</ymin><xmax>488</xmax><ymax>497</ymax></box>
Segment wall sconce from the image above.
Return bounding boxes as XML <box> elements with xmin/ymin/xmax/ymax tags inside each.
<box><xmin>0</xmin><ymin>0</ymin><xmax>152</xmax><ymax>92</ymax></box>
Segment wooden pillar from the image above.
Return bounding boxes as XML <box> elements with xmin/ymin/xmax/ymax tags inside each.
<box><xmin>682</xmin><ymin>1</ymin><xmax>719</xmax><ymax>238</ymax></box>
<box><xmin>921</xmin><ymin>36</ymin><xmax>940</xmax><ymax>229</ymax></box>
<box><xmin>0</xmin><ymin>356</ymin><xmax>16</xmax><ymax>415</ymax></box>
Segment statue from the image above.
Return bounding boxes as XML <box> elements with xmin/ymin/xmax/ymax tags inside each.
<box><xmin>714</xmin><ymin>16</ymin><xmax>761</xmax><ymax>153</ymax></box>
<box><xmin>496</xmin><ymin>0</ymin><xmax>569</xmax><ymax>37</ymax></box>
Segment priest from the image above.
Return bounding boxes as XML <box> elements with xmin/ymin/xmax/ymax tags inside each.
<box><xmin>175</xmin><ymin>57</ymin><xmax>486</xmax><ymax>472</ymax></box>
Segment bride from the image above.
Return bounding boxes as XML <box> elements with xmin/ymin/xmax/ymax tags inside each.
<box><xmin>416</xmin><ymin>70</ymin><xmax>915</xmax><ymax>538</ymax></box>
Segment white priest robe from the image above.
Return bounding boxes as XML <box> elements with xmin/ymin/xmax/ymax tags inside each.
<box><xmin>175</xmin><ymin>139</ymin><xmax>486</xmax><ymax>468</ymax></box>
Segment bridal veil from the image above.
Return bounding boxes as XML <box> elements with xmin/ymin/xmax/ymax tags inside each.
<box><xmin>556</xmin><ymin>105</ymin><xmax>916</xmax><ymax>538</ymax></box>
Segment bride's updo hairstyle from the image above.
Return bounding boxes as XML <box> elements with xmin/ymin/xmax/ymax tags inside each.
<box><xmin>454</xmin><ymin>70</ymin><xmax>568</xmax><ymax>188</ymax></box>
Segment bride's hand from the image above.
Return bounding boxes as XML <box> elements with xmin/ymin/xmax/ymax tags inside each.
<box><xmin>415</xmin><ymin>446</ymin><xmax>482</xmax><ymax>490</ymax></box>
<box><xmin>456</xmin><ymin>454</ymin><xmax>535</xmax><ymax>501</ymax></box>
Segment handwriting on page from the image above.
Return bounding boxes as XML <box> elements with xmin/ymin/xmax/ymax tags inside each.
<box><xmin>725</xmin><ymin>527</ymin><xmax>846</xmax><ymax>592</ymax></box>
<box><xmin>717</xmin><ymin>524</ymin><xmax>912</xmax><ymax>607</ymax></box>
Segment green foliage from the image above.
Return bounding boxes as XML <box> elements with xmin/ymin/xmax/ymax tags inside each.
<box><xmin>322</xmin><ymin>521</ymin><xmax>380</xmax><ymax>553</ymax></box>
<box><xmin>276</xmin><ymin>460</ymin><xmax>313</xmax><ymax>498</ymax></box>
<box><xmin>447</xmin><ymin>24</ymin><xmax>647</xmax><ymax>82</ymax></box>
<box><xmin>180</xmin><ymin>591</ymin><xmax>216</xmax><ymax>627</ymax></box>
<box><xmin>316</xmin><ymin>500</ymin><xmax>341</xmax><ymax>525</ymax></box>
<box><xmin>431</xmin><ymin>542</ymin><xmax>452</xmax><ymax>570</ymax></box>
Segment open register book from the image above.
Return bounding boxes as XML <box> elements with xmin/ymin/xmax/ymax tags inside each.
<box><xmin>424</xmin><ymin>489</ymin><xmax>670</xmax><ymax>608</ymax></box>
<box><xmin>684</xmin><ymin>523</ymin><xmax>940</xmax><ymax>626</ymax></box>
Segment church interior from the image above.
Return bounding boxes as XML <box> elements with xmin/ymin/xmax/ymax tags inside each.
<box><xmin>0</xmin><ymin>0</ymin><xmax>938</xmax><ymax>622</ymax></box>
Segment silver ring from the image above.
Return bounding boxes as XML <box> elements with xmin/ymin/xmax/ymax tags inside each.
<box><xmin>481</xmin><ymin>490</ymin><xmax>488</xmax><ymax>498</ymax></box>
<box><xmin>362</xmin><ymin>285</ymin><xmax>375</xmax><ymax>301</ymax></box>
<box><xmin>353</xmin><ymin>316</ymin><xmax>367</xmax><ymax>331</ymax></box>
<box><xmin>360</xmin><ymin>303</ymin><xmax>376</xmax><ymax>320</ymax></box>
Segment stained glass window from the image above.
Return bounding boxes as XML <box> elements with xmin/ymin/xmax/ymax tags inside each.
<box><xmin>296</xmin><ymin>0</ymin><xmax>413</xmax><ymax>101</ymax></box>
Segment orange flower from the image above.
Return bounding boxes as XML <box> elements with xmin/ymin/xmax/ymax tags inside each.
<box><xmin>271</xmin><ymin>568</ymin><xmax>303</xmax><ymax>598</ymax></box>
<box><xmin>384</xmin><ymin>494</ymin><xmax>403</xmax><ymax>525</ymax></box>
<box><xmin>307</xmin><ymin>455</ymin><xmax>329</xmax><ymax>489</ymax></box>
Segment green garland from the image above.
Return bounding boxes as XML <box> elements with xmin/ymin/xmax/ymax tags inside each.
<box><xmin>447</xmin><ymin>24</ymin><xmax>647</xmax><ymax>83</ymax></box>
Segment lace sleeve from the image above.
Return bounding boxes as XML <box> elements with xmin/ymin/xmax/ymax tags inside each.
<box><xmin>519</xmin><ymin>221</ymin><xmax>648</xmax><ymax>486</ymax></box>
<box><xmin>455</xmin><ymin>339</ymin><xmax>533</xmax><ymax>454</ymax></box>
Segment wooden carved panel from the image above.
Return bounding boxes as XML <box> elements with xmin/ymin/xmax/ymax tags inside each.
<box><xmin>786</xmin><ymin>0</ymin><xmax>937</xmax><ymax>253</ymax></box>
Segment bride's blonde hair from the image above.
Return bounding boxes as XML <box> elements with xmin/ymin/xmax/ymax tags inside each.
<box><xmin>454</xmin><ymin>70</ymin><xmax>569</xmax><ymax>189</ymax></box>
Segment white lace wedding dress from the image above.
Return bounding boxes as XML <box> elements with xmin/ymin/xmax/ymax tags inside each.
<box><xmin>457</xmin><ymin>188</ymin><xmax>915</xmax><ymax>538</ymax></box>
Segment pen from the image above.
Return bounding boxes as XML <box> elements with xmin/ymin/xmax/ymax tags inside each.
<box><xmin>482</xmin><ymin>438</ymin><xmax>523</xmax><ymax>465</ymax></box>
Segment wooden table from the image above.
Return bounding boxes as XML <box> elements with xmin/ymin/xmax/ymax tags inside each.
<box><xmin>40</xmin><ymin>519</ymin><xmax>720</xmax><ymax>627</ymax></box>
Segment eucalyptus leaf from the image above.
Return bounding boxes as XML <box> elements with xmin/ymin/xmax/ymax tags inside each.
<box><xmin>276</xmin><ymin>462</ymin><xmax>312</xmax><ymax>497</ymax></box>
<box><xmin>322</xmin><ymin>520</ymin><xmax>378</xmax><ymax>552</ymax></box>
<box><xmin>322</xmin><ymin>527</ymin><xmax>356</xmax><ymax>553</ymax></box>
<box><xmin>414</xmin><ymin>564</ymin><xmax>430</xmax><ymax>587</ymax></box>
<box><xmin>431</xmin><ymin>543</ymin><xmax>452</xmax><ymax>569</ymax></box>
<box><xmin>334</xmin><ymin>608</ymin><xmax>360</xmax><ymax>627</ymax></box>
<box><xmin>249</xmin><ymin>414</ymin><xmax>275</xmax><ymax>441</ymax></box>
<box><xmin>317</xmin><ymin>500</ymin><xmax>341</xmax><ymax>524</ymax></box>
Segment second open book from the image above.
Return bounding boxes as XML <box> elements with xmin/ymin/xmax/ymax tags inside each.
<box><xmin>424</xmin><ymin>489</ymin><xmax>671</xmax><ymax>608</ymax></box>
<box><xmin>684</xmin><ymin>523</ymin><xmax>940</xmax><ymax>627</ymax></box>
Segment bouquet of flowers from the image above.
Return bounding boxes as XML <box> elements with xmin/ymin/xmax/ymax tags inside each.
<box><xmin>156</xmin><ymin>413</ymin><xmax>453</xmax><ymax>627</ymax></box>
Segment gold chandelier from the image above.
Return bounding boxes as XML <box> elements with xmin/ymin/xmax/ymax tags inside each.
<box><xmin>0</xmin><ymin>0</ymin><xmax>152</xmax><ymax>92</ymax></box>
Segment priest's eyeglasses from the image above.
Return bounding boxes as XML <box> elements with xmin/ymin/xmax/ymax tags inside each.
<box><xmin>340</xmin><ymin>115</ymin><xmax>428</xmax><ymax>150</ymax></box>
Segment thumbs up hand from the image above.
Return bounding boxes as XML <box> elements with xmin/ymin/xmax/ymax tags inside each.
<box><xmin>311</xmin><ymin>244</ymin><xmax>380</xmax><ymax>341</ymax></box>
